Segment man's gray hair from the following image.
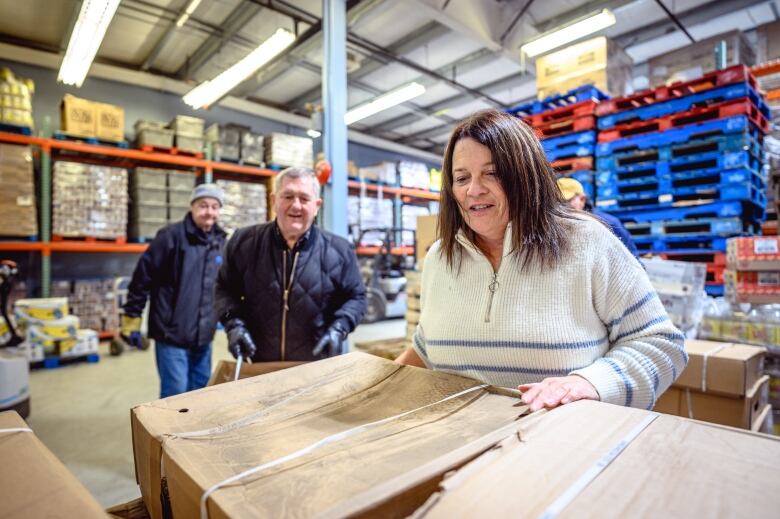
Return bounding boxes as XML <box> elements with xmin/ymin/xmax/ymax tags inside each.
<box><xmin>274</xmin><ymin>167</ymin><xmax>321</xmax><ymax>199</ymax></box>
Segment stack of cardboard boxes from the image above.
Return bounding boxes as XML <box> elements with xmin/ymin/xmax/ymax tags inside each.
<box><xmin>0</xmin><ymin>143</ymin><xmax>37</xmax><ymax>238</ymax></box>
<box><xmin>166</xmin><ymin>170</ymin><xmax>197</xmax><ymax>222</ymax></box>
<box><xmin>358</xmin><ymin>161</ymin><xmax>397</xmax><ymax>184</ymax></box>
<box><xmin>60</xmin><ymin>94</ymin><xmax>125</xmax><ymax>143</ymax></box>
<box><xmin>134</xmin><ymin>120</ymin><xmax>174</xmax><ymax>150</ymax></box>
<box><xmin>654</xmin><ymin>339</ymin><xmax>769</xmax><ymax>431</ymax></box>
<box><xmin>398</xmin><ymin>160</ymin><xmax>430</xmax><ymax>190</ymax></box>
<box><xmin>534</xmin><ymin>36</ymin><xmax>633</xmax><ymax>99</ymax></box>
<box><xmin>643</xmin><ymin>257</ymin><xmax>707</xmax><ymax>338</ymax></box>
<box><xmin>264</xmin><ymin>132</ymin><xmax>313</xmax><ymax>168</ymax></box>
<box><xmin>52</xmin><ymin>161</ymin><xmax>128</xmax><ymax>239</ymax></box>
<box><xmin>51</xmin><ymin>279</ymin><xmax>118</xmax><ymax>335</ymax></box>
<box><xmin>726</xmin><ymin>236</ymin><xmax>780</xmax><ymax>304</ymax></box>
<box><xmin>0</xmin><ymin>66</ymin><xmax>34</xmax><ymax>128</ymax></box>
<box><xmin>215</xmin><ymin>179</ymin><xmax>267</xmax><ymax>234</ymax></box>
<box><xmin>168</xmin><ymin>115</ymin><xmax>204</xmax><ymax>155</ymax></box>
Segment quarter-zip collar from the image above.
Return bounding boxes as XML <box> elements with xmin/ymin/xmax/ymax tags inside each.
<box><xmin>455</xmin><ymin>223</ymin><xmax>514</xmax><ymax>262</ymax></box>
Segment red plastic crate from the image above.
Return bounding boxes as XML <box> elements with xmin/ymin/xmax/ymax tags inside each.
<box><xmin>596</xmin><ymin>64</ymin><xmax>758</xmax><ymax>116</ymax></box>
<box><xmin>524</xmin><ymin>100</ymin><xmax>598</xmax><ymax>127</ymax></box>
<box><xmin>531</xmin><ymin>115</ymin><xmax>596</xmax><ymax>138</ymax></box>
<box><xmin>551</xmin><ymin>155</ymin><xmax>594</xmax><ymax>173</ymax></box>
<box><xmin>598</xmin><ymin>99</ymin><xmax>770</xmax><ymax>142</ymax></box>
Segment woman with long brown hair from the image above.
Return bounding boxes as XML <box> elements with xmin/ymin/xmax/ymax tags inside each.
<box><xmin>395</xmin><ymin>109</ymin><xmax>687</xmax><ymax>411</ymax></box>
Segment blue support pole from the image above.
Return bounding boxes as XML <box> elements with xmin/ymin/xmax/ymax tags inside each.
<box><xmin>322</xmin><ymin>0</ymin><xmax>348</xmax><ymax>237</ymax></box>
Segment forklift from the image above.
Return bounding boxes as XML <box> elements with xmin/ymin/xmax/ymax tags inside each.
<box><xmin>356</xmin><ymin>228</ymin><xmax>415</xmax><ymax>323</ymax></box>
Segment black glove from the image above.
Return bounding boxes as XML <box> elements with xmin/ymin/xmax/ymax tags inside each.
<box><xmin>312</xmin><ymin>322</ymin><xmax>348</xmax><ymax>358</ymax></box>
<box><xmin>225</xmin><ymin>318</ymin><xmax>256</xmax><ymax>359</ymax></box>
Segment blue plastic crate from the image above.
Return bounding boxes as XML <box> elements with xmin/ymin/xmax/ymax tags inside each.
<box><xmin>595</xmin><ymin>116</ymin><xmax>759</xmax><ymax>157</ymax></box>
<box><xmin>610</xmin><ymin>200</ymin><xmax>765</xmax><ymax>224</ymax></box>
<box><xmin>598</xmin><ymin>150</ymin><xmax>762</xmax><ymax>180</ymax></box>
<box><xmin>545</xmin><ymin>143</ymin><xmax>595</xmax><ymax>162</ymax></box>
<box><xmin>507</xmin><ymin>85</ymin><xmax>610</xmax><ymax>116</ymax></box>
<box><xmin>705</xmin><ymin>284</ymin><xmax>725</xmax><ymax>297</ymax></box>
<box><xmin>596</xmin><ymin>180</ymin><xmax>765</xmax><ymax>212</ymax></box>
<box><xmin>632</xmin><ymin>234</ymin><xmax>729</xmax><ymax>253</ymax></box>
<box><xmin>598</xmin><ymin>82</ymin><xmax>770</xmax><ymax>130</ymax></box>
<box><xmin>542</xmin><ymin>131</ymin><xmax>597</xmax><ymax>151</ymax></box>
<box><xmin>597</xmin><ymin>168</ymin><xmax>764</xmax><ymax>200</ymax></box>
<box><xmin>596</xmin><ymin>133</ymin><xmax>763</xmax><ymax>171</ymax></box>
<box><xmin>624</xmin><ymin>216</ymin><xmax>755</xmax><ymax>239</ymax></box>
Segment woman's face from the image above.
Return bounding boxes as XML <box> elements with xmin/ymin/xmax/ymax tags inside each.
<box><xmin>451</xmin><ymin>137</ymin><xmax>509</xmax><ymax>242</ymax></box>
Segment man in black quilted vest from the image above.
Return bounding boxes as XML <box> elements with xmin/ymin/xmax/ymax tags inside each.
<box><xmin>215</xmin><ymin>167</ymin><xmax>366</xmax><ymax>362</ymax></box>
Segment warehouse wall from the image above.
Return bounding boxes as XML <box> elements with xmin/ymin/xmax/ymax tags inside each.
<box><xmin>0</xmin><ymin>60</ymin><xmax>440</xmax><ymax>168</ymax></box>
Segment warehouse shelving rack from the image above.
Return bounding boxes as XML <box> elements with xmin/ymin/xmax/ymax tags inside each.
<box><xmin>0</xmin><ymin>131</ymin><xmax>276</xmax><ymax>296</ymax></box>
<box><xmin>753</xmin><ymin>60</ymin><xmax>780</xmax><ymax>101</ymax></box>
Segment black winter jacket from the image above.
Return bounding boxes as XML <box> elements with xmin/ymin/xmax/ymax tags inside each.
<box><xmin>215</xmin><ymin>222</ymin><xmax>366</xmax><ymax>361</ymax></box>
<box><xmin>124</xmin><ymin>213</ymin><xmax>226</xmax><ymax>348</ymax></box>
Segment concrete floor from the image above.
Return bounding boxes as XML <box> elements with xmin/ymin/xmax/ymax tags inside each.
<box><xmin>24</xmin><ymin>319</ymin><xmax>406</xmax><ymax>508</ymax></box>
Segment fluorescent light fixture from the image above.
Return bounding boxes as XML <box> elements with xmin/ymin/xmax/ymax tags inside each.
<box><xmin>306</xmin><ymin>129</ymin><xmax>322</xmax><ymax>138</ymax></box>
<box><xmin>183</xmin><ymin>28</ymin><xmax>296</xmax><ymax>109</ymax></box>
<box><xmin>344</xmin><ymin>82</ymin><xmax>426</xmax><ymax>125</ymax></box>
<box><xmin>58</xmin><ymin>0</ymin><xmax>121</xmax><ymax>87</ymax></box>
<box><xmin>175</xmin><ymin>0</ymin><xmax>203</xmax><ymax>28</ymax></box>
<box><xmin>520</xmin><ymin>9</ymin><xmax>616</xmax><ymax>58</ymax></box>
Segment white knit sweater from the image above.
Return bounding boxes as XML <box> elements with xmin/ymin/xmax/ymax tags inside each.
<box><xmin>412</xmin><ymin>217</ymin><xmax>688</xmax><ymax>410</ymax></box>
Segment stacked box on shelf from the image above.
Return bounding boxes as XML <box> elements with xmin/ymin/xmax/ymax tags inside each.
<box><xmin>725</xmin><ymin>236</ymin><xmax>780</xmax><ymax>305</ymax></box>
<box><xmin>240</xmin><ymin>132</ymin><xmax>264</xmax><ymax>165</ymax></box>
<box><xmin>595</xmin><ymin>65</ymin><xmax>770</xmax><ymax>296</ymax></box>
<box><xmin>357</xmin><ymin>162</ymin><xmax>397</xmax><ymax>185</ymax></box>
<box><xmin>0</xmin><ymin>66</ymin><xmax>34</xmax><ymax>128</ymax></box>
<box><xmin>53</xmin><ymin>161</ymin><xmax>128</xmax><ymax>239</ymax></box>
<box><xmin>398</xmin><ymin>161</ymin><xmax>430</xmax><ymax>190</ymax></box>
<box><xmin>51</xmin><ymin>279</ymin><xmax>118</xmax><ymax>334</ymax></box>
<box><xmin>205</xmin><ymin>123</ymin><xmax>244</xmax><ymax>162</ymax></box>
<box><xmin>401</xmin><ymin>204</ymin><xmax>431</xmax><ymax>246</ymax></box>
<box><xmin>168</xmin><ymin>115</ymin><xmax>204</xmax><ymax>154</ymax></box>
<box><xmin>129</xmin><ymin>167</ymin><xmax>168</xmax><ymax>240</ymax></box>
<box><xmin>167</xmin><ymin>170</ymin><xmax>196</xmax><ymax>223</ymax></box>
<box><xmin>134</xmin><ymin>120</ymin><xmax>174</xmax><ymax>150</ymax></box>
<box><xmin>508</xmin><ymin>84</ymin><xmax>609</xmax><ymax>202</ymax></box>
<box><xmin>215</xmin><ymin>179</ymin><xmax>267</xmax><ymax>235</ymax></box>
<box><xmin>14</xmin><ymin>297</ymin><xmax>98</xmax><ymax>363</ymax></box>
<box><xmin>264</xmin><ymin>133</ymin><xmax>313</xmax><ymax>168</ymax></box>
<box><xmin>0</xmin><ymin>143</ymin><xmax>36</xmax><ymax>238</ymax></box>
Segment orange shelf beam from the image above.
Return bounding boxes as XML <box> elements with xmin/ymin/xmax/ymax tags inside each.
<box><xmin>767</xmin><ymin>89</ymin><xmax>780</xmax><ymax>102</ymax></box>
<box><xmin>398</xmin><ymin>187</ymin><xmax>440</xmax><ymax>201</ymax></box>
<box><xmin>347</xmin><ymin>180</ymin><xmax>439</xmax><ymax>201</ymax></box>
<box><xmin>49</xmin><ymin>242</ymin><xmax>148</xmax><ymax>254</ymax></box>
<box><xmin>210</xmin><ymin>162</ymin><xmax>276</xmax><ymax>177</ymax></box>
<box><xmin>753</xmin><ymin>60</ymin><xmax>780</xmax><ymax>78</ymax></box>
<box><xmin>0</xmin><ymin>241</ymin><xmax>47</xmax><ymax>252</ymax></box>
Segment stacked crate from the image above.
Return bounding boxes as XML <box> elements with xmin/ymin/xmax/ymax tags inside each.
<box><xmin>129</xmin><ymin>168</ymin><xmax>197</xmax><ymax>240</ymax></box>
<box><xmin>51</xmin><ymin>279</ymin><xmax>118</xmax><ymax>335</ymax></box>
<box><xmin>168</xmin><ymin>116</ymin><xmax>204</xmax><ymax>155</ymax></box>
<box><xmin>508</xmin><ymin>85</ymin><xmax>610</xmax><ymax>201</ymax></box>
<box><xmin>594</xmin><ymin>65</ymin><xmax>771</xmax><ymax>297</ymax></box>
<box><xmin>167</xmin><ymin>171</ymin><xmax>197</xmax><ymax>222</ymax></box>
<box><xmin>264</xmin><ymin>133</ymin><xmax>313</xmax><ymax>169</ymax></box>
<box><xmin>215</xmin><ymin>179</ymin><xmax>267</xmax><ymax>234</ymax></box>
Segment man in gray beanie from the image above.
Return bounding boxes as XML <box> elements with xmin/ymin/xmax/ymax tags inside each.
<box><xmin>123</xmin><ymin>183</ymin><xmax>227</xmax><ymax>397</ymax></box>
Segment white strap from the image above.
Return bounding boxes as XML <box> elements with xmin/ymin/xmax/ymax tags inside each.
<box><xmin>233</xmin><ymin>355</ymin><xmax>243</xmax><ymax>382</ymax></box>
<box><xmin>0</xmin><ymin>427</ymin><xmax>33</xmax><ymax>434</ymax></box>
<box><xmin>701</xmin><ymin>344</ymin><xmax>727</xmax><ymax>392</ymax></box>
<box><xmin>685</xmin><ymin>388</ymin><xmax>694</xmax><ymax>419</ymax></box>
<box><xmin>537</xmin><ymin>412</ymin><xmax>658</xmax><ymax>519</ymax></box>
<box><xmin>198</xmin><ymin>384</ymin><xmax>489</xmax><ymax>519</ymax></box>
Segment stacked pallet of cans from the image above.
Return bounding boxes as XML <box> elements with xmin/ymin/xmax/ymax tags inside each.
<box><xmin>507</xmin><ymin>85</ymin><xmax>610</xmax><ymax>201</ymax></box>
<box><xmin>594</xmin><ymin>65</ymin><xmax>771</xmax><ymax>297</ymax></box>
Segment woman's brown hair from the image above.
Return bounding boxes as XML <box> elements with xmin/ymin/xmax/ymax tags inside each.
<box><xmin>438</xmin><ymin>109</ymin><xmax>572</xmax><ymax>269</ymax></box>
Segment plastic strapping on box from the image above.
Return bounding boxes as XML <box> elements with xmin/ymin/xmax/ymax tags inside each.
<box><xmin>701</xmin><ymin>343</ymin><xmax>728</xmax><ymax>392</ymax></box>
<box><xmin>537</xmin><ymin>412</ymin><xmax>659</xmax><ymax>519</ymax></box>
<box><xmin>685</xmin><ymin>388</ymin><xmax>695</xmax><ymax>419</ymax></box>
<box><xmin>197</xmin><ymin>384</ymin><xmax>489</xmax><ymax>519</ymax></box>
<box><xmin>0</xmin><ymin>427</ymin><xmax>33</xmax><ymax>434</ymax></box>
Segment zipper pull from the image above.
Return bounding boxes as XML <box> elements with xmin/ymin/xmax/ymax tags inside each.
<box><xmin>283</xmin><ymin>289</ymin><xmax>290</xmax><ymax>311</ymax></box>
<box><xmin>485</xmin><ymin>272</ymin><xmax>499</xmax><ymax>323</ymax></box>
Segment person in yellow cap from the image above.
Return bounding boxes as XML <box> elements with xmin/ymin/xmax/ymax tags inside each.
<box><xmin>557</xmin><ymin>177</ymin><xmax>640</xmax><ymax>258</ymax></box>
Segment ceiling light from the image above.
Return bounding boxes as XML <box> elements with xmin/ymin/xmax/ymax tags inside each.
<box><xmin>58</xmin><ymin>0</ymin><xmax>121</xmax><ymax>87</ymax></box>
<box><xmin>175</xmin><ymin>0</ymin><xmax>203</xmax><ymax>28</ymax></box>
<box><xmin>344</xmin><ymin>82</ymin><xmax>426</xmax><ymax>125</ymax></box>
<box><xmin>306</xmin><ymin>129</ymin><xmax>322</xmax><ymax>138</ymax></box>
<box><xmin>183</xmin><ymin>28</ymin><xmax>296</xmax><ymax>109</ymax></box>
<box><xmin>520</xmin><ymin>9</ymin><xmax>616</xmax><ymax>58</ymax></box>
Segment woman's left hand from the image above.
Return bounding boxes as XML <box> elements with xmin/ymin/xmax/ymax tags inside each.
<box><xmin>519</xmin><ymin>375</ymin><xmax>599</xmax><ymax>412</ymax></box>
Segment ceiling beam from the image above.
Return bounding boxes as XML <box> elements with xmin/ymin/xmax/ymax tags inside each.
<box><xmin>287</xmin><ymin>21</ymin><xmax>451</xmax><ymax>107</ymax></box>
<box><xmin>175</xmin><ymin>0</ymin><xmax>263</xmax><ymax>79</ymax></box>
<box><xmin>139</xmin><ymin>0</ymin><xmax>197</xmax><ymax>71</ymax></box>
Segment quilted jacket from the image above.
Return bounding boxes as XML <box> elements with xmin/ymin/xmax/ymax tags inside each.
<box><xmin>214</xmin><ymin>222</ymin><xmax>367</xmax><ymax>361</ymax></box>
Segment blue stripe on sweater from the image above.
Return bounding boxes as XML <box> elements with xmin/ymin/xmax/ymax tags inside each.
<box><xmin>432</xmin><ymin>363</ymin><xmax>587</xmax><ymax>377</ymax></box>
<box><xmin>413</xmin><ymin>333</ymin><xmax>427</xmax><ymax>359</ymax></box>
<box><xmin>609</xmin><ymin>291</ymin><xmax>657</xmax><ymax>328</ymax></box>
<box><xmin>603</xmin><ymin>357</ymin><xmax>633</xmax><ymax>407</ymax></box>
<box><xmin>426</xmin><ymin>336</ymin><xmax>608</xmax><ymax>350</ymax></box>
<box><xmin>614</xmin><ymin>315</ymin><xmax>670</xmax><ymax>342</ymax></box>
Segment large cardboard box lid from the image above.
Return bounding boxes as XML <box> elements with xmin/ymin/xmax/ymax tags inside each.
<box><xmin>60</xmin><ymin>94</ymin><xmax>95</xmax><ymax>138</ymax></box>
<box><xmin>0</xmin><ymin>411</ymin><xmax>107</xmax><ymax>519</ymax></box>
<box><xmin>415</xmin><ymin>400</ymin><xmax>780</xmax><ymax>518</ymax></box>
<box><xmin>676</xmin><ymin>339</ymin><xmax>765</xmax><ymax>396</ymax></box>
<box><xmin>132</xmin><ymin>352</ymin><xmax>526</xmax><ymax>519</ymax></box>
<box><xmin>206</xmin><ymin>359</ymin><xmax>306</xmax><ymax>386</ymax></box>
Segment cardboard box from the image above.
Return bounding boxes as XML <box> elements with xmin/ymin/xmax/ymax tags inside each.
<box><xmin>106</xmin><ymin>497</ymin><xmax>150</xmax><ymax>519</ymax></box>
<box><xmin>60</xmin><ymin>94</ymin><xmax>95</xmax><ymax>138</ymax></box>
<box><xmin>0</xmin><ymin>411</ymin><xmax>107</xmax><ymax>518</ymax></box>
<box><xmin>654</xmin><ymin>375</ymin><xmax>769</xmax><ymax>429</ymax></box>
<box><xmin>677</xmin><ymin>339</ymin><xmax>765</xmax><ymax>396</ymax></box>
<box><xmin>725</xmin><ymin>270</ymin><xmax>780</xmax><ymax>304</ymax></box>
<box><xmin>131</xmin><ymin>353</ymin><xmax>526</xmax><ymax>519</ymax></box>
<box><xmin>415</xmin><ymin>399</ymin><xmax>780</xmax><ymax>518</ymax></box>
<box><xmin>206</xmin><ymin>359</ymin><xmax>306</xmax><ymax>386</ymax></box>
<box><xmin>416</xmin><ymin>214</ymin><xmax>438</xmax><ymax>266</ymax></box>
<box><xmin>535</xmin><ymin>36</ymin><xmax>633</xmax><ymax>98</ymax></box>
<box><xmin>353</xmin><ymin>337</ymin><xmax>406</xmax><ymax>360</ymax></box>
<box><xmin>727</xmin><ymin>236</ymin><xmax>780</xmax><ymax>271</ymax></box>
<box><xmin>94</xmin><ymin>101</ymin><xmax>125</xmax><ymax>142</ymax></box>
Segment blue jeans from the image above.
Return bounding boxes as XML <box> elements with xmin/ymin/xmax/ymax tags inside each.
<box><xmin>155</xmin><ymin>342</ymin><xmax>212</xmax><ymax>398</ymax></box>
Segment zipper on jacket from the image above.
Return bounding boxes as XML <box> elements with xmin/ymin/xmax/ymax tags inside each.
<box><xmin>485</xmin><ymin>272</ymin><xmax>499</xmax><ymax>323</ymax></box>
<box><xmin>281</xmin><ymin>250</ymin><xmax>300</xmax><ymax>360</ymax></box>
